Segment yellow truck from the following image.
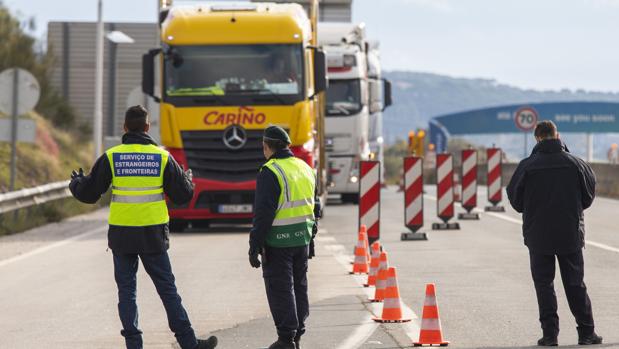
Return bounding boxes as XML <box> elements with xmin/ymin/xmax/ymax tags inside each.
<box><xmin>142</xmin><ymin>1</ymin><xmax>327</xmax><ymax>230</ymax></box>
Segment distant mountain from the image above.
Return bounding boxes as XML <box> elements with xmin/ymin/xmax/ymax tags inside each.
<box><xmin>383</xmin><ymin>71</ymin><xmax>619</xmax><ymax>144</ymax></box>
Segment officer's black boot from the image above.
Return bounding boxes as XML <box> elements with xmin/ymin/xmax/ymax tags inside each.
<box><xmin>537</xmin><ymin>336</ymin><xmax>558</xmax><ymax>346</ymax></box>
<box><xmin>578</xmin><ymin>332</ymin><xmax>603</xmax><ymax>345</ymax></box>
<box><xmin>195</xmin><ymin>336</ymin><xmax>218</xmax><ymax>349</ymax></box>
<box><xmin>267</xmin><ymin>337</ymin><xmax>295</xmax><ymax>349</ymax></box>
<box><xmin>294</xmin><ymin>337</ymin><xmax>301</xmax><ymax>349</ymax></box>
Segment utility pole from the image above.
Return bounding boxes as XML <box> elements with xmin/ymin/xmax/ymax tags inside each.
<box><xmin>93</xmin><ymin>0</ymin><xmax>104</xmax><ymax>160</ymax></box>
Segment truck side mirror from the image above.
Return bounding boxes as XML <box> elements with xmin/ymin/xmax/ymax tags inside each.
<box><xmin>382</xmin><ymin>78</ymin><xmax>392</xmax><ymax>111</ymax></box>
<box><xmin>369</xmin><ymin>80</ymin><xmax>383</xmax><ymax>114</ymax></box>
<box><xmin>142</xmin><ymin>48</ymin><xmax>161</xmax><ymax>101</ymax></box>
<box><xmin>313</xmin><ymin>48</ymin><xmax>328</xmax><ymax>94</ymax></box>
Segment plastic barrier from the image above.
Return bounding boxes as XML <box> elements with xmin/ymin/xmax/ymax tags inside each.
<box><xmin>485</xmin><ymin>148</ymin><xmax>505</xmax><ymax>212</ymax></box>
<box><xmin>432</xmin><ymin>154</ymin><xmax>460</xmax><ymax>230</ymax></box>
<box><xmin>359</xmin><ymin>161</ymin><xmax>381</xmax><ymax>243</ymax></box>
<box><xmin>458</xmin><ymin>149</ymin><xmax>480</xmax><ymax>220</ymax></box>
<box><xmin>402</xmin><ymin>156</ymin><xmax>428</xmax><ymax>240</ymax></box>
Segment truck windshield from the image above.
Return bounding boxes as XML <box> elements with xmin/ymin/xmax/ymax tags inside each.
<box><xmin>326</xmin><ymin>79</ymin><xmax>362</xmax><ymax>116</ymax></box>
<box><xmin>164</xmin><ymin>44</ymin><xmax>303</xmax><ymax>102</ymax></box>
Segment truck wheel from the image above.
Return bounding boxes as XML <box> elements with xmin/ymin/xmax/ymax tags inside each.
<box><xmin>169</xmin><ymin>219</ymin><xmax>188</xmax><ymax>233</ymax></box>
<box><xmin>341</xmin><ymin>193</ymin><xmax>359</xmax><ymax>204</ymax></box>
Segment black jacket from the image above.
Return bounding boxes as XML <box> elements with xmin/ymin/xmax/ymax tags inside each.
<box><xmin>506</xmin><ymin>139</ymin><xmax>596</xmax><ymax>255</ymax></box>
<box><xmin>69</xmin><ymin>132</ymin><xmax>193</xmax><ymax>254</ymax></box>
<box><xmin>249</xmin><ymin>149</ymin><xmax>321</xmax><ymax>250</ymax></box>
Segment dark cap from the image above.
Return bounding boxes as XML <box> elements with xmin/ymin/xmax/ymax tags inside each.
<box><xmin>263</xmin><ymin>125</ymin><xmax>291</xmax><ymax>144</ymax></box>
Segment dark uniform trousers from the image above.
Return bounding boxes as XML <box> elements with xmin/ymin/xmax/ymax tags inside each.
<box><xmin>262</xmin><ymin>245</ymin><xmax>310</xmax><ymax>341</ymax></box>
<box><xmin>529</xmin><ymin>249</ymin><xmax>595</xmax><ymax>337</ymax></box>
<box><xmin>113</xmin><ymin>252</ymin><xmax>198</xmax><ymax>349</ymax></box>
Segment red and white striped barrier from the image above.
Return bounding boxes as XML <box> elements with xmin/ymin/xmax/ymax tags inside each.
<box><xmin>485</xmin><ymin>148</ymin><xmax>505</xmax><ymax>212</ymax></box>
<box><xmin>401</xmin><ymin>156</ymin><xmax>427</xmax><ymax>241</ymax></box>
<box><xmin>359</xmin><ymin>161</ymin><xmax>381</xmax><ymax>243</ymax></box>
<box><xmin>458</xmin><ymin>149</ymin><xmax>480</xmax><ymax>220</ymax></box>
<box><xmin>432</xmin><ymin>153</ymin><xmax>460</xmax><ymax>230</ymax></box>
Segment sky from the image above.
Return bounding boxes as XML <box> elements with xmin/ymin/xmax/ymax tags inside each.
<box><xmin>5</xmin><ymin>0</ymin><xmax>619</xmax><ymax>92</ymax></box>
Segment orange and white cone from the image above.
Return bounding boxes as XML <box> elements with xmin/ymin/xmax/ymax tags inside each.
<box><xmin>413</xmin><ymin>283</ymin><xmax>449</xmax><ymax>347</ymax></box>
<box><xmin>364</xmin><ymin>241</ymin><xmax>382</xmax><ymax>287</ymax></box>
<box><xmin>369</xmin><ymin>251</ymin><xmax>389</xmax><ymax>302</ymax></box>
<box><xmin>362</xmin><ymin>227</ymin><xmax>371</xmax><ymax>264</ymax></box>
<box><xmin>350</xmin><ymin>230</ymin><xmax>369</xmax><ymax>274</ymax></box>
<box><xmin>373</xmin><ymin>267</ymin><xmax>411</xmax><ymax>323</ymax></box>
<box><xmin>351</xmin><ymin>225</ymin><xmax>369</xmax><ymax>264</ymax></box>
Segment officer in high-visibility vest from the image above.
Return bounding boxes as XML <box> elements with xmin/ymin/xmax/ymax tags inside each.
<box><xmin>69</xmin><ymin>105</ymin><xmax>217</xmax><ymax>349</ymax></box>
<box><xmin>249</xmin><ymin>126</ymin><xmax>321</xmax><ymax>349</ymax></box>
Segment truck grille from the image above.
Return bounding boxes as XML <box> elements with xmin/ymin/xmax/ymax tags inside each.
<box><xmin>181</xmin><ymin>130</ymin><xmax>265</xmax><ymax>182</ymax></box>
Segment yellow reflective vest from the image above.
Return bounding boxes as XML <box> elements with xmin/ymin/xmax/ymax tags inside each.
<box><xmin>262</xmin><ymin>156</ymin><xmax>316</xmax><ymax>248</ymax></box>
<box><xmin>106</xmin><ymin>144</ymin><xmax>169</xmax><ymax>227</ymax></box>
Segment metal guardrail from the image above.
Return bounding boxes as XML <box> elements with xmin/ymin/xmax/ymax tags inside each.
<box><xmin>0</xmin><ymin>181</ymin><xmax>71</xmax><ymax>214</ymax></box>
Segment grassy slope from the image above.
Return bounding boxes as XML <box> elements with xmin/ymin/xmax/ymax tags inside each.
<box><xmin>0</xmin><ymin>113</ymin><xmax>108</xmax><ymax>235</ymax></box>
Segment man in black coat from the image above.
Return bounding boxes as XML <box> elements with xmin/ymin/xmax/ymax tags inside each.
<box><xmin>70</xmin><ymin>105</ymin><xmax>217</xmax><ymax>349</ymax></box>
<box><xmin>507</xmin><ymin>120</ymin><xmax>601</xmax><ymax>346</ymax></box>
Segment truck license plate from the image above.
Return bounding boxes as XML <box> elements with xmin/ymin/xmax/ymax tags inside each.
<box><xmin>218</xmin><ymin>204</ymin><xmax>253</xmax><ymax>214</ymax></box>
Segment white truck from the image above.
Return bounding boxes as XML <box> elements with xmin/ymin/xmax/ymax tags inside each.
<box><xmin>319</xmin><ymin>23</ymin><xmax>369</xmax><ymax>204</ymax></box>
<box><xmin>366</xmin><ymin>41</ymin><xmax>392</xmax><ymax>183</ymax></box>
<box><xmin>318</xmin><ymin>23</ymin><xmax>391</xmax><ymax>203</ymax></box>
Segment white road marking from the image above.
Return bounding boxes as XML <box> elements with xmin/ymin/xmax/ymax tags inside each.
<box><xmin>0</xmin><ymin>226</ymin><xmax>106</xmax><ymax>268</ymax></box>
<box><xmin>425</xmin><ymin>193</ymin><xmax>619</xmax><ymax>255</ymax></box>
<box><xmin>584</xmin><ymin>240</ymin><xmax>619</xmax><ymax>254</ymax></box>
<box><xmin>334</xmin><ymin>313</ymin><xmax>379</xmax><ymax>349</ymax></box>
<box><xmin>322</xmin><ymin>229</ymin><xmax>421</xmax><ymax>348</ymax></box>
<box><xmin>315</xmin><ymin>235</ymin><xmax>337</xmax><ymax>243</ymax></box>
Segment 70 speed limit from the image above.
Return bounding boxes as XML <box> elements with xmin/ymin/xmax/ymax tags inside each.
<box><xmin>514</xmin><ymin>107</ymin><xmax>539</xmax><ymax>131</ymax></box>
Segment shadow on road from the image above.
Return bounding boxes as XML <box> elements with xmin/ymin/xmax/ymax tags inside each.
<box><xmin>474</xmin><ymin>344</ymin><xmax>618</xmax><ymax>349</ymax></box>
<box><xmin>180</xmin><ymin>224</ymin><xmax>252</xmax><ymax>235</ymax></box>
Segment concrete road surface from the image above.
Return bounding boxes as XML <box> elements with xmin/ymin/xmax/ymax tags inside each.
<box><xmin>2</xmin><ymin>186</ymin><xmax>619</xmax><ymax>348</ymax></box>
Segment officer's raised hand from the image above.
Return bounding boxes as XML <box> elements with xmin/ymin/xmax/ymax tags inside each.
<box><xmin>70</xmin><ymin>168</ymin><xmax>85</xmax><ymax>181</ymax></box>
<box><xmin>248</xmin><ymin>246</ymin><xmax>262</xmax><ymax>268</ymax></box>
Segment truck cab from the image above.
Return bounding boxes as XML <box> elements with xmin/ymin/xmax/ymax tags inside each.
<box><xmin>318</xmin><ymin>23</ymin><xmax>370</xmax><ymax>203</ymax></box>
<box><xmin>142</xmin><ymin>2</ymin><xmax>327</xmax><ymax>229</ymax></box>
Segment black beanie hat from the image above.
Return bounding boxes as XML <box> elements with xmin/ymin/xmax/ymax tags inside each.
<box><xmin>263</xmin><ymin>125</ymin><xmax>291</xmax><ymax>144</ymax></box>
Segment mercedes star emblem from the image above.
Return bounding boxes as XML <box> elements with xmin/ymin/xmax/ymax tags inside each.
<box><xmin>223</xmin><ymin>125</ymin><xmax>247</xmax><ymax>150</ymax></box>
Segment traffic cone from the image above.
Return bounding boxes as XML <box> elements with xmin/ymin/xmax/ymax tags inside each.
<box><xmin>373</xmin><ymin>267</ymin><xmax>411</xmax><ymax>323</ymax></box>
<box><xmin>361</xmin><ymin>225</ymin><xmax>371</xmax><ymax>264</ymax></box>
<box><xmin>352</xmin><ymin>225</ymin><xmax>369</xmax><ymax>264</ymax></box>
<box><xmin>350</xmin><ymin>230</ymin><xmax>369</xmax><ymax>274</ymax></box>
<box><xmin>364</xmin><ymin>241</ymin><xmax>382</xmax><ymax>287</ymax></box>
<box><xmin>413</xmin><ymin>283</ymin><xmax>449</xmax><ymax>347</ymax></box>
<box><xmin>369</xmin><ymin>251</ymin><xmax>389</xmax><ymax>302</ymax></box>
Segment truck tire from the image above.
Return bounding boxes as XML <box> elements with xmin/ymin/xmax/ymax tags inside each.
<box><xmin>169</xmin><ymin>219</ymin><xmax>189</xmax><ymax>233</ymax></box>
<box><xmin>341</xmin><ymin>193</ymin><xmax>359</xmax><ymax>204</ymax></box>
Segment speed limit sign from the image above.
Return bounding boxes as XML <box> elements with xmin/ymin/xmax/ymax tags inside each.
<box><xmin>514</xmin><ymin>106</ymin><xmax>538</xmax><ymax>131</ymax></box>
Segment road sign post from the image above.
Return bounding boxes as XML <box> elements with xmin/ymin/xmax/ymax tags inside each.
<box><xmin>10</xmin><ymin>69</ymin><xmax>19</xmax><ymax>191</ymax></box>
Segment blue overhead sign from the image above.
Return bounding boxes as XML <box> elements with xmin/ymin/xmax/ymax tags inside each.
<box><xmin>429</xmin><ymin>102</ymin><xmax>619</xmax><ymax>151</ymax></box>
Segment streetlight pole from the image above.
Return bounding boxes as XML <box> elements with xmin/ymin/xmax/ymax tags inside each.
<box><xmin>93</xmin><ymin>0</ymin><xmax>104</xmax><ymax>161</ymax></box>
